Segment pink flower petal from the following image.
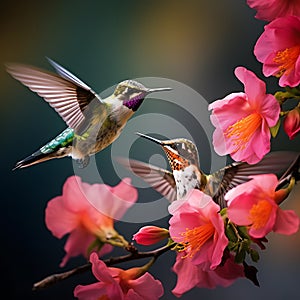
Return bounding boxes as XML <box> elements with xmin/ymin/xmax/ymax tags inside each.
<box><xmin>74</xmin><ymin>282</ymin><xmax>112</xmax><ymax>300</ymax></box>
<box><xmin>274</xmin><ymin>209</ymin><xmax>300</xmax><ymax>235</ymax></box>
<box><xmin>172</xmin><ymin>253</ymin><xmax>201</xmax><ymax>297</ymax></box>
<box><xmin>227</xmin><ymin>194</ymin><xmax>255</xmax><ymax>226</ymax></box>
<box><xmin>188</xmin><ymin>190</ymin><xmax>218</xmax><ymax>211</ymax></box>
<box><xmin>254</xmin><ymin>16</ymin><xmax>300</xmax><ymax>87</ymax></box>
<box><xmin>248</xmin><ymin>122</ymin><xmax>271</xmax><ymax>163</ymax></box>
<box><xmin>210</xmin><ymin>218</ymin><xmax>229</xmax><ymax>269</ymax></box>
<box><xmin>234</xmin><ymin>67</ymin><xmax>266</xmax><ymax>109</ymax></box>
<box><xmin>209</xmin><ymin>94</ymin><xmax>251</xmax><ymax>131</ymax></box>
<box><xmin>90</xmin><ymin>253</ymin><xmax>116</xmax><ymax>283</ymax></box>
<box><xmin>168</xmin><ymin>198</ymin><xmax>187</xmax><ymax>215</ymax></box>
<box><xmin>45</xmin><ymin>196</ymin><xmax>78</xmax><ymax>238</ymax></box>
<box><xmin>108</xmin><ymin>178</ymin><xmax>138</xmax><ymax>220</ymax></box>
<box><xmin>191</xmin><ymin>240</ymin><xmax>213</xmax><ymax>266</ymax></box>
<box><xmin>169</xmin><ymin>190</ymin><xmax>226</xmax><ymax>271</ymax></box>
<box><xmin>63</xmin><ymin>176</ymin><xmax>91</xmax><ymax>212</ymax></box>
<box><xmin>248</xmin><ymin>174</ymin><xmax>278</xmax><ymax>194</ymax></box>
<box><xmin>86</xmin><ymin>178</ymin><xmax>138</xmax><ymax>220</ymax></box>
<box><xmin>258</xmin><ymin>95</ymin><xmax>280</xmax><ymax>127</ymax></box>
<box><xmin>209</xmin><ymin>66</ymin><xmax>279</xmax><ymax>163</ymax></box>
<box><xmin>128</xmin><ymin>273</ymin><xmax>164</xmax><ymax>300</ymax></box>
<box><xmin>60</xmin><ymin>227</ymin><xmax>95</xmax><ymax>267</ymax></box>
<box><xmin>247</xmin><ymin>0</ymin><xmax>300</xmax><ymax>21</ymax></box>
<box><xmin>46</xmin><ymin>175</ymin><xmax>138</xmax><ymax>267</ymax></box>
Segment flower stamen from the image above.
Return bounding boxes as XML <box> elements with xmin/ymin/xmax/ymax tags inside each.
<box><xmin>225</xmin><ymin>113</ymin><xmax>262</xmax><ymax>151</ymax></box>
<box><xmin>180</xmin><ymin>222</ymin><xmax>214</xmax><ymax>257</ymax></box>
<box><xmin>273</xmin><ymin>46</ymin><xmax>300</xmax><ymax>77</ymax></box>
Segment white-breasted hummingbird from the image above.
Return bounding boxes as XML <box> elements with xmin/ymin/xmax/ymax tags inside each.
<box><xmin>6</xmin><ymin>59</ymin><xmax>171</xmax><ymax>169</ymax></box>
<box><xmin>118</xmin><ymin>133</ymin><xmax>299</xmax><ymax>207</ymax></box>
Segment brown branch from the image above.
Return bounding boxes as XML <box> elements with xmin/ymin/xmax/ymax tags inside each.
<box><xmin>33</xmin><ymin>242</ymin><xmax>175</xmax><ymax>291</ymax></box>
<box><xmin>32</xmin><ymin>263</ymin><xmax>91</xmax><ymax>291</ymax></box>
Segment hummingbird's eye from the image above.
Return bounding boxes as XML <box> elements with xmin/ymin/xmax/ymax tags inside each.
<box><xmin>170</xmin><ymin>143</ymin><xmax>178</xmax><ymax>151</ymax></box>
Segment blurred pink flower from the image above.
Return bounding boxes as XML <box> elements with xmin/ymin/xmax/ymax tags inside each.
<box><xmin>254</xmin><ymin>16</ymin><xmax>300</xmax><ymax>87</ymax></box>
<box><xmin>172</xmin><ymin>252</ymin><xmax>244</xmax><ymax>296</ymax></box>
<box><xmin>283</xmin><ymin>107</ymin><xmax>300</xmax><ymax>140</ymax></box>
<box><xmin>45</xmin><ymin>175</ymin><xmax>138</xmax><ymax>267</ymax></box>
<box><xmin>226</xmin><ymin>174</ymin><xmax>300</xmax><ymax>238</ymax></box>
<box><xmin>74</xmin><ymin>252</ymin><xmax>164</xmax><ymax>300</ymax></box>
<box><xmin>168</xmin><ymin>190</ymin><xmax>228</xmax><ymax>269</ymax></box>
<box><xmin>247</xmin><ymin>0</ymin><xmax>300</xmax><ymax>21</ymax></box>
<box><xmin>209</xmin><ymin>67</ymin><xmax>280</xmax><ymax>164</ymax></box>
<box><xmin>133</xmin><ymin>226</ymin><xmax>169</xmax><ymax>245</ymax></box>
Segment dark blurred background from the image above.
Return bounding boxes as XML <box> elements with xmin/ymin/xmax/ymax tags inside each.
<box><xmin>1</xmin><ymin>0</ymin><xmax>299</xmax><ymax>299</ymax></box>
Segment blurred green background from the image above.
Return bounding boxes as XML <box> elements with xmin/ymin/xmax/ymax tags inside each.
<box><xmin>1</xmin><ymin>0</ymin><xmax>299</xmax><ymax>299</ymax></box>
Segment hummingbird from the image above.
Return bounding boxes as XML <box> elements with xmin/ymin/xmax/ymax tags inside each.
<box><xmin>6</xmin><ymin>58</ymin><xmax>171</xmax><ymax>169</ymax></box>
<box><xmin>117</xmin><ymin>133</ymin><xmax>300</xmax><ymax>208</ymax></box>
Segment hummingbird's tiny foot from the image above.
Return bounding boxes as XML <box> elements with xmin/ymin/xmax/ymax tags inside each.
<box><xmin>76</xmin><ymin>156</ymin><xmax>90</xmax><ymax>168</ymax></box>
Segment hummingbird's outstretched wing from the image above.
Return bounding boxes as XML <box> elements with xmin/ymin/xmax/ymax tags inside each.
<box><xmin>6</xmin><ymin>58</ymin><xmax>104</xmax><ymax>130</ymax></box>
<box><xmin>116</xmin><ymin>157</ymin><xmax>177</xmax><ymax>203</ymax></box>
<box><xmin>209</xmin><ymin>151</ymin><xmax>300</xmax><ymax>208</ymax></box>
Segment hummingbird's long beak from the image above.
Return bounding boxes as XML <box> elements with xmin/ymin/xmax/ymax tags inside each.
<box><xmin>147</xmin><ymin>87</ymin><xmax>172</xmax><ymax>93</ymax></box>
<box><xmin>136</xmin><ymin>132</ymin><xmax>163</xmax><ymax>145</ymax></box>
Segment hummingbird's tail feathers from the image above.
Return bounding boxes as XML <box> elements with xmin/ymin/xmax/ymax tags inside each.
<box><xmin>13</xmin><ymin>145</ymin><xmax>72</xmax><ymax>170</ymax></box>
<box><xmin>13</xmin><ymin>150</ymin><xmax>54</xmax><ymax>170</ymax></box>
<box><xmin>210</xmin><ymin>151</ymin><xmax>300</xmax><ymax>209</ymax></box>
<box><xmin>116</xmin><ymin>157</ymin><xmax>177</xmax><ymax>202</ymax></box>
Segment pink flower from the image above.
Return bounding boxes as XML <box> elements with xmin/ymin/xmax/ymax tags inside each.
<box><xmin>74</xmin><ymin>252</ymin><xmax>164</xmax><ymax>300</ymax></box>
<box><xmin>226</xmin><ymin>174</ymin><xmax>300</xmax><ymax>238</ymax></box>
<box><xmin>254</xmin><ymin>16</ymin><xmax>300</xmax><ymax>87</ymax></box>
<box><xmin>247</xmin><ymin>0</ymin><xmax>300</xmax><ymax>21</ymax></box>
<box><xmin>283</xmin><ymin>107</ymin><xmax>300</xmax><ymax>140</ymax></box>
<box><xmin>133</xmin><ymin>226</ymin><xmax>169</xmax><ymax>245</ymax></box>
<box><xmin>45</xmin><ymin>176</ymin><xmax>138</xmax><ymax>267</ymax></box>
<box><xmin>172</xmin><ymin>252</ymin><xmax>244</xmax><ymax>296</ymax></box>
<box><xmin>168</xmin><ymin>190</ymin><xmax>228</xmax><ymax>269</ymax></box>
<box><xmin>209</xmin><ymin>67</ymin><xmax>280</xmax><ymax>164</ymax></box>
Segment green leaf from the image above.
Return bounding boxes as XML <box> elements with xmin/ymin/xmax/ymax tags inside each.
<box><xmin>270</xmin><ymin>119</ymin><xmax>281</xmax><ymax>138</ymax></box>
<box><xmin>285</xmin><ymin>85</ymin><xmax>300</xmax><ymax>96</ymax></box>
<box><xmin>249</xmin><ymin>249</ymin><xmax>260</xmax><ymax>263</ymax></box>
<box><xmin>274</xmin><ymin>91</ymin><xmax>292</xmax><ymax>104</ymax></box>
<box><xmin>225</xmin><ymin>223</ymin><xmax>238</xmax><ymax>242</ymax></box>
<box><xmin>227</xmin><ymin>241</ymin><xmax>238</xmax><ymax>251</ymax></box>
<box><xmin>237</xmin><ymin>226</ymin><xmax>250</xmax><ymax>240</ymax></box>
<box><xmin>219</xmin><ymin>208</ymin><xmax>227</xmax><ymax>217</ymax></box>
<box><xmin>86</xmin><ymin>239</ymin><xmax>104</xmax><ymax>256</ymax></box>
<box><xmin>235</xmin><ymin>247</ymin><xmax>246</xmax><ymax>264</ymax></box>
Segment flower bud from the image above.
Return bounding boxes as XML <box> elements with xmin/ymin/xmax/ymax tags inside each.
<box><xmin>133</xmin><ymin>226</ymin><xmax>169</xmax><ymax>245</ymax></box>
<box><xmin>283</xmin><ymin>107</ymin><xmax>300</xmax><ymax>140</ymax></box>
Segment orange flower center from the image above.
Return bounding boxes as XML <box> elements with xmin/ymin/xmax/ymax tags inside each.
<box><xmin>249</xmin><ymin>200</ymin><xmax>273</xmax><ymax>230</ymax></box>
<box><xmin>180</xmin><ymin>222</ymin><xmax>214</xmax><ymax>257</ymax></box>
<box><xmin>273</xmin><ymin>45</ymin><xmax>300</xmax><ymax>77</ymax></box>
<box><xmin>224</xmin><ymin>113</ymin><xmax>262</xmax><ymax>151</ymax></box>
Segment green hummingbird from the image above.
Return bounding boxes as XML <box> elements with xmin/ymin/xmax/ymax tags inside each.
<box><xmin>118</xmin><ymin>133</ymin><xmax>299</xmax><ymax>207</ymax></box>
<box><xmin>6</xmin><ymin>58</ymin><xmax>171</xmax><ymax>169</ymax></box>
